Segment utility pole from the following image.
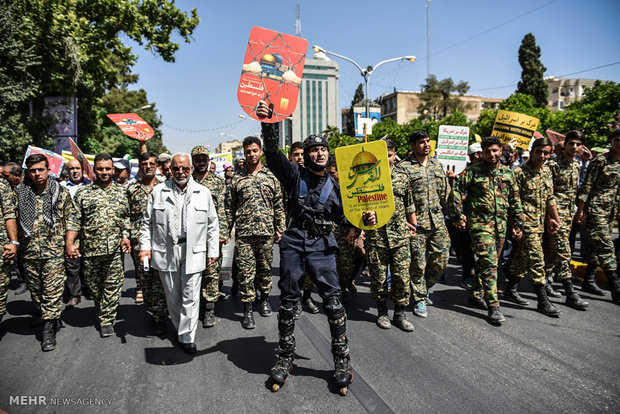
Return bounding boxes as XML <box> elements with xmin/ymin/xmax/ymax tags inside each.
<box><xmin>296</xmin><ymin>4</ymin><xmax>301</xmax><ymax>37</ymax></box>
<box><xmin>426</xmin><ymin>0</ymin><xmax>431</xmax><ymax>77</ymax></box>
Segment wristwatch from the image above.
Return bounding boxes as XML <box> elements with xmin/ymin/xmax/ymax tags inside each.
<box><xmin>10</xmin><ymin>240</ymin><xmax>19</xmax><ymax>246</ymax></box>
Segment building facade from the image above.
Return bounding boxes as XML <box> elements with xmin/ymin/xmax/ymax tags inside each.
<box><xmin>544</xmin><ymin>77</ymin><xmax>599</xmax><ymax>111</ymax></box>
<box><xmin>217</xmin><ymin>139</ymin><xmax>242</xmax><ymax>154</ymax></box>
<box><xmin>278</xmin><ymin>52</ymin><xmax>339</xmax><ymax>147</ymax></box>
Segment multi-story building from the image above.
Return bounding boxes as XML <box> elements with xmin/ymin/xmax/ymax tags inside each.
<box><xmin>278</xmin><ymin>52</ymin><xmax>339</xmax><ymax>147</ymax></box>
<box><xmin>217</xmin><ymin>139</ymin><xmax>242</xmax><ymax>154</ymax></box>
<box><xmin>544</xmin><ymin>77</ymin><xmax>599</xmax><ymax>111</ymax></box>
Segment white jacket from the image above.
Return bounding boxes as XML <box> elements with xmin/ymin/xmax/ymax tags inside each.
<box><xmin>139</xmin><ymin>178</ymin><xmax>219</xmax><ymax>274</ymax></box>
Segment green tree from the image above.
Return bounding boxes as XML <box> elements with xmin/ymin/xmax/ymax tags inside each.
<box><xmin>473</xmin><ymin>93</ymin><xmax>551</xmax><ymax>138</ymax></box>
<box><xmin>343</xmin><ymin>83</ymin><xmax>365</xmax><ymax>136</ymax></box>
<box><xmin>516</xmin><ymin>33</ymin><xmax>548</xmax><ymax>108</ymax></box>
<box><xmin>418</xmin><ymin>75</ymin><xmax>470</xmax><ymax>121</ymax></box>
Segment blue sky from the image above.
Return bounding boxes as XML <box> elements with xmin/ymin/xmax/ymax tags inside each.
<box><xmin>127</xmin><ymin>0</ymin><xmax>620</xmax><ymax>154</ymax></box>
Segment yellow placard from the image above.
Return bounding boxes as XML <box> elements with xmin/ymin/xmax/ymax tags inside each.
<box><xmin>430</xmin><ymin>140</ymin><xmax>437</xmax><ymax>158</ymax></box>
<box><xmin>491</xmin><ymin>110</ymin><xmax>540</xmax><ymax>150</ymax></box>
<box><xmin>335</xmin><ymin>140</ymin><xmax>395</xmax><ymax>230</ymax></box>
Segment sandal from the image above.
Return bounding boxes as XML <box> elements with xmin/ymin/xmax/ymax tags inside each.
<box><xmin>135</xmin><ymin>290</ymin><xmax>144</xmax><ymax>303</ymax></box>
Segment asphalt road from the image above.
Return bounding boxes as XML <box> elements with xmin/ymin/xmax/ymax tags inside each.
<box><xmin>1</xmin><ymin>251</ymin><xmax>619</xmax><ymax>413</ymax></box>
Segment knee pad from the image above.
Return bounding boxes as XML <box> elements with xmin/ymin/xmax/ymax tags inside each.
<box><xmin>278</xmin><ymin>300</ymin><xmax>297</xmax><ymax>336</ymax></box>
<box><xmin>324</xmin><ymin>297</ymin><xmax>347</xmax><ymax>338</ymax></box>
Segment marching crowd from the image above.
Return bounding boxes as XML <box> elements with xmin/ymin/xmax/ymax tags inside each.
<box><xmin>0</xmin><ymin>126</ymin><xmax>618</xmax><ymax>357</ymax></box>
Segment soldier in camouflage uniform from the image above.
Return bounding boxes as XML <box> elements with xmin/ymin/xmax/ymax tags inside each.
<box><xmin>0</xmin><ymin>179</ymin><xmax>19</xmax><ymax>323</ymax></box>
<box><xmin>451</xmin><ymin>136</ymin><xmax>524</xmax><ymax>324</ymax></box>
<box><xmin>16</xmin><ymin>154</ymin><xmax>73</xmax><ymax>351</ymax></box>
<box><xmin>507</xmin><ymin>138</ymin><xmax>562</xmax><ymax>317</ymax></box>
<box><xmin>191</xmin><ymin>145</ymin><xmax>229</xmax><ymax>327</ymax></box>
<box><xmin>127</xmin><ymin>152</ymin><xmax>168</xmax><ymax>334</ymax></box>
<box><xmin>365</xmin><ymin>141</ymin><xmax>415</xmax><ymax>332</ymax></box>
<box><xmin>226</xmin><ymin>136</ymin><xmax>286</xmax><ymax>329</ymax></box>
<box><xmin>544</xmin><ymin>131</ymin><xmax>589</xmax><ymax>310</ymax></box>
<box><xmin>400</xmin><ymin>129</ymin><xmax>450</xmax><ymax>318</ymax></box>
<box><xmin>575</xmin><ymin>128</ymin><xmax>620</xmax><ymax>304</ymax></box>
<box><xmin>66</xmin><ymin>153</ymin><xmax>132</xmax><ymax>338</ymax></box>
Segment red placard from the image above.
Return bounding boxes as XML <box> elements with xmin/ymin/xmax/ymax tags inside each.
<box><xmin>237</xmin><ymin>27</ymin><xmax>308</xmax><ymax>123</ymax></box>
<box><xmin>23</xmin><ymin>146</ymin><xmax>64</xmax><ymax>177</ymax></box>
<box><xmin>69</xmin><ymin>138</ymin><xmax>95</xmax><ymax>181</ymax></box>
<box><xmin>106</xmin><ymin>113</ymin><xmax>154</xmax><ymax>141</ymax></box>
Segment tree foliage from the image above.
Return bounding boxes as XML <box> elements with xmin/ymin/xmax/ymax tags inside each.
<box><xmin>516</xmin><ymin>33</ymin><xmax>548</xmax><ymax>108</ymax></box>
<box><xmin>343</xmin><ymin>83</ymin><xmax>365</xmax><ymax>136</ymax></box>
<box><xmin>418</xmin><ymin>74</ymin><xmax>470</xmax><ymax>121</ymax></box>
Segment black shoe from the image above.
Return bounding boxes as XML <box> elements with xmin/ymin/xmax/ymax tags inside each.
<box><xmin>15</xmin><ymin>282</ymin><xmax>28</xmax><ymax>295</ymax></box>
<box><xmin>41</xmin><ymin>320</ymin><xmax>57</xmax><ymax>352</ymax></box>
<box><xmin>535</xmin><ymin>285</ymin><xmax>561</xmax><ymax>317</ymax></box>
<box><xmin>503</xmin><ymin>274</ymin><xmax>529</xmax><ymax>306</ymax></box>
<box><xmin>603</xmin><ymin>269</ymin><xmax>620</xmax><ymax>304</ymax></box>
<box><xmin>566</xmin><ymin>292</ymin><xmax>589</xmax><ymax>310</ymax></box>
<box><xmin>468</xmin><ymin>295</ymin><xmax>488</xmax><ymax>310</ymax></box>
<box><xmin>242</xmin><ymin>302</ymin><xmax>255</xmax><ymax>329</ymax></box>
<box><xmin>487</xmin><ymin>306</ymin><xmax>505</xmax><ymax>325</ymax></box>
<box><xmin>545</xmin><ymin>283</ymin><xmax>562</xmax><ymax>298</ymax></box>
<box><xmin>302</xmin><ymin>297</ymin><xmax>319</xmax><ymax>314</ymax></box>
<box><xmin>259</xmin><ymin>297</ymin><xmax>272</xmax><ymax>317</ymax></box>
<box><xmin>180</xmin><ymin>342</ymin><xmax>197</xmax><ymax>354</ymax></box>
<box><xmin>581</xmin><ymin>264</ymin><xmax>605</xmax><ymax>296</ymax></box>
<box><xmin>293</xmin><ymin>301</ymin><xmax>302</xmax><ymax>320</ymax></box>
<box><xmin>152</xmin><ymin>321</ymin><xmax>166</xmax><ymax>335</ymax></box>
<box><xmin>392</xmin><ymin>305</ymin><xmax>414</xmax><ymax>332</ymax></box>
<box><xmin>100</xmin><ymin>324</ymin><xmax>114</xmax><ymax>338</ymax></box>
<box><xmin>270</xmin><ymin>354</ymin><xmax>294</xmax><ymax>391</ymax></box>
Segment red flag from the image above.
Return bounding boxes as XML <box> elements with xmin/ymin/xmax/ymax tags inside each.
<box><xmin>106</xmin><ymin>113</ymin><xmax>154</xmax><ymax>141</ymax></box>
<box><xmin>69</xmin><ymin>138</ymin><xmax>95</xmax><ymax>181</ymax></box>
<box><xmin>545</xmin><ymin>129</ymin><xmax>565</xmax><ymax>144</ymax></box>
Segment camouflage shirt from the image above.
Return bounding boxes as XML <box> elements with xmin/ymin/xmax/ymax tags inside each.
<box><xmin>20</xmin><ymin>185</ymin><xmax>73</xmax><ymax>259</ymax></box>
<box><xmin>514</xmin><ymin>162</ymin><xmax>556</xmax><ymax>233</ymax></box>
<box><xmin>126</xmin><ymin>178</ymin><xmax>162</xmax><ymax>243</ymax></box>
<box><xmin>450</xmin><ymin>162</ymin><xmax>524</xmax><ymax>236</ymax></box>
<box><xmin>577</xmin><ymin>152</ymin><xmax>620</xmax><ymax>221</ymax></box>
<box><xmin>67</xmin><ymin>182</ymin><xmax>130</xmax><ymax>257</ymax></box>
<box><xmin>226</xmin><ymin>166</ymin><xmax>285</xmax><ymax>238</ymax></box>
<box><xmin>0</xmin><ymin>179</ymin><xmax>17</xmax><ymax>247</ymax></box>
<box><xmin>366</xmin><ymin>165</ymin><xmax>415</xmax><ymax>248</ymax></box>
<box><xmin>547</xmin><ymin>157</ymin><xmax>580</xmax><ymax>218</ymax></box>
<box><xmin>194</xmin><ymin>172</ymin><xmax>228</xmax><ymax>237</ymax></box>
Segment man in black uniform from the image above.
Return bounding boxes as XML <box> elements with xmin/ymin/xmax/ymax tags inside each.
<box><xmin>256</xmin><ymin>102</ymin><xmax>362</xmax><ymax>394</ymax></box>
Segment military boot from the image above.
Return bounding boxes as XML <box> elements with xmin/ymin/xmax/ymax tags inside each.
<box><xmin>534</xmin><ymin>284</ymin><xmax>561</xmax><ymax>317</ymax></box>
<box><xmin>545</xmin><ymin>276</ymin><xmax>562</xmax><ymax>298</ymax></box>
<box><xmin>392</xmin><ymin>305</ymin><xmax>414</xmax><ymax>332</ymax></box>
<box><xmin>203</xmin><ymin>302</ymin><xmax>216</xmax><ymax>328</ymax></box>
<box><xmin>468</xmin><ymin>295</ymin><xmax>488</xmax><ymax>310</ymax></box>
<box><xmin>581</xmin><ymin>263</ymin><xmax>605</xmax><ymax>296</ymax></box>
<box><xmin>302</xmin><ymin>290</ymin><xmax>319</xmax><ymax>314</ymax></box>
<box><xmin>487</xmin><ymin>305</ymin><xmax>505</xmax><ymax>325</ymax></box>
<box><xmin>259</xmin><ymin>296</ymin><xmax>272</xmax><ymax>317</ymax></box>
<box><xmin>503</xmin><ymin>274</ymin><xmax>529</xmax><ymax>306</ymax></box>
<box><xmin>561</xmin><ymin>278</ymin><xmax>589</xmax><ymax>310</ymax></box>
<box><xmin>375</xmin><ymin>301</ymin><xmax>391</xmax><ymax>329</ymax></box>
<box><xmin>604</xmin><ymin>269</ymin><xmax>620</xmax><ymax>304</ymax></box>
<box><xmin>242</xmin><ymin>302</ymin><xmax>255</xmax><ymax>329</ymax></box>
<box><xmin>41</xmin><ymin>320</ymin><xmax>57</xmax><ymax>352</ymax></box>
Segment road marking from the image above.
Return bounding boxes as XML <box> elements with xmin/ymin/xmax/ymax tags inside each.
<box><xmin>297</xmin><ymin>316</ymin><xmax>395</xmax><ymax>413</ymax></box>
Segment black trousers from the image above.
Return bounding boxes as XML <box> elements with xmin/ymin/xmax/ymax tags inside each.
<box><xmin>64</xmin><ymin>256</ymin><xmax>83</xmax><ymax>297</ymax></box>
<box><xmin>278</xmin><ymin>246</ymin><xmax>340</xmax><ymax>303</ymax></box>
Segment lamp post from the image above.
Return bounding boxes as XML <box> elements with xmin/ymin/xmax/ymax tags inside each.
<box><xmin>312</xmin><ymin>45</ymin><xmax>415</xmax><ymax>125</ymax></box>
<box><xmin>132</xmin><ymin>104</ymin><xmax>152</xmax><ymax>112</ymax></box>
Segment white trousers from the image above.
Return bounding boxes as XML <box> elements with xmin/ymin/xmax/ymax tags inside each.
<box><xmin>159</xmin><ymin>243</ymin><xmax>202</xmax><ymax>344</ymax></box>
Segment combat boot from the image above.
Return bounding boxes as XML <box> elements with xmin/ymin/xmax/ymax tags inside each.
<box><xmin>487</xmin><ymin>306</ymin><xmax>505</xmax><ymax>325</ymax></box>
<box><xmin>561</xmin><ymin>279</ymin><xmax>589</xmax><ymax>310</ymax></box>
<box><xmin>259</xmin><ymin>296</ymin><xmax>272</xmax><ymax>317</ymax></box>
<box><xmin>41</xmin><ymin>320</ymin><xmax>56</xmax><ymax>352</ymax></box>
<box><xmin>375</xmin><ymin>301</ymin><xmax>390</xmax><ymax>329</ymax></box>
<box><xmin>581</xmin><ymin>264</ymin><xmax>605</xmax><ymax>296</ymax></box>
<box><xmin>604</xmin><ymin>269</ymin><xmax>620</xmax><ymax>304</ymax></box>
<box><xmin>534</xmin><ymin>284</ymin><xmax>561</xmax><ymax>317</ymax></box>
<box><xmin>503</xmin><ymin>274</ymin><xmax>529</xmax><ymax>306</ymax></box>
<box><xmin>242</xmin><ymin>302</ymin><xmax>255</xmax><ymax>329</ymax></box>
<box><xmin>468</xmin><ymin>295</ymin><xmax>488</xmax><ymax>310</ymax></box>
<box><xmin>293</xmin><ymin>301</ymin><xmax>302</xmax><ymax>320</ymax></box>
<box><xmin>545</xmin><ymin>277</ymin><xmax>562</xmax><ymax>298</ymax></box>
<box><xmin>392</xmin><ymin>305</ymin><xmax>414</xmax><ymax>332</ymax></box>
<box><xmin>302</xmin><ymin>290</ymin><xmax>319</xmax><ymax>314</ymax></box>
<box><xmin>203</xmin><ymin>302</ymin><xmax>216</xmax><ymax>328</ymax></box>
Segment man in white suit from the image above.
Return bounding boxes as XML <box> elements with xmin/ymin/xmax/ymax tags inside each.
<box><xmin>139</xmin><ymin>153</ymin><xmax>219</xmax><ymax>354</ymax></box>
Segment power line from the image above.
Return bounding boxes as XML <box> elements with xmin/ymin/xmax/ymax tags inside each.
<box><xmin>162</xmin><ymin>119</ymin><xmax>245</xmax><ymax>134</ymax></box>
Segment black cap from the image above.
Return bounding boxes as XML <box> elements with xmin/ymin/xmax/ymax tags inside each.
<box><xmin>303</xmin><ymin>134</ymin><xmax>329</xmax><ymax>151</ymax></box>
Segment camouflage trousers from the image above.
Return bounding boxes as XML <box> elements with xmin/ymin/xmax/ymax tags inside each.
<box><xmin>23</xmin><ymin>257</ymin><xmax>66</xmax><ymax>320</ymax></box>
<box><xmin>131</xmin><ymin>246</ymin><xmax>168</xmax><ymax>322</ymax></box>
<box><xmin>544</xmin><ymin>214</ymin><xmax>574</xmax><ymax>280</ymax></box>
<box><xmin>509</xmin><ymin>231</ymin><xmax>546</xmax><ymax>286</ymax></box>
<box><xmin>0</xmin><ymin>261</ymin><xmax>11</xmax><ymax>317</ymax></box>
<box><xmin>202</xmin><ymin>256</ymin><xmax>222</xmax><ymax>303</ymax></box>
<box><xmin>470</xmin><ymin>230</ymin><xmax>504</xmax><ymax>306</ymax></box>
<box><xmin>235</xmin><ymin>235</ymin><xmax>273</xmax><ymax>303</ymax></box>
<box><xmin>586</xmin><ymin>214</ymin><xmax>617</xmax><ymax>272</ymax></box>
<box><xmin>367</xmin><ymin>243</ymin><xmax>411</xmax><ymax>305</ymax></box>
<box><xmin>84</xmin><ymin>253</ymin><xmax>124</xmax><ymax>326</ymax></box>
<box><xmin>336</xmin><ymin>232</ymin><xmax>356</xmax><ymax>290</ymax></box>
<box><xmin>409</xmin><ymin>225</ymin><xmax>450</xmax><ymax>302</ymax></box>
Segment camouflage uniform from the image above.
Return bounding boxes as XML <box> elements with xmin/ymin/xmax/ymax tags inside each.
<box><xmin>226</xmin><ymin>166</ymin><xmax>285</xmax><ymax>303</ymax></box>
<box><xmin>194</xmin><ymin>173</ymin><xmax>228</xmax><ymax>303</ymax></box>
<box><xmin>67</xmin><ymin>183</ymin><xmax>130</xmax><ymax>326</ymax></box>
<box><xmin>0</xmin><ymin>180</ymin><xmax>17</xmax><ymax>318</ymax></box>
<box><xmin>400</xmin><ymin>156</ymin><xmax>450</xmax><ymax>302</ymax></box>
<box><xmin>577</xmin><ymin>153</ymin><xmax>620</xmax><ymax>272</ymax></box>
<box><xmin>127</xmin><ymin>179</ymin><xmax>167</xmax><ymax>322</ymax></box>
<box><xmin>335</xmin><ymin>224</ymin><xmax>356</xmax><ymax>291</ymax></box>
<box><xmin>19</xmin><ymin>183</ymin><xmax>73</xmax><ymax>320</ymax></box>
<box><xmin>450</xmin><ymin>163</ymin><xmax>523</xmax><ymax>306</ymax></box>
<box><xmin>365</xmin><ymin>165</ymin><xmax>413</xmax><ymax>305</ymax></box>
<box><xmin>544</xmin><ymin>157</ymin><xmax>580</xmax><ymax>280</ymax></box>
<box><xmin>509</xmin><ymin>163</ymin><xmax>556</xmax><ymax>285</ymax></box>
